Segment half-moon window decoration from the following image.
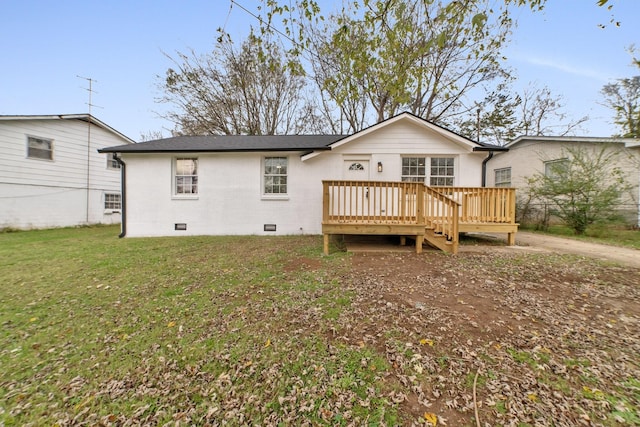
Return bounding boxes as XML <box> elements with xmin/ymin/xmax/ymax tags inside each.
<box><xmin>349</xmin><ymin>162</ymin><xmax>365</xmax><ymax>171</ymax></box>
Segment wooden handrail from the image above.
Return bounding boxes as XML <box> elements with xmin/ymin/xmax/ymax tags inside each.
<box><xmin>422</xmin><ymin>186</ymin><xmax>459</xmax><ymax>244</ymax></box>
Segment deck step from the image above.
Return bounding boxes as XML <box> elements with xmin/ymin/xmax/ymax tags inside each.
<box><xmin>423</xmin><ymin>229</ymin><xmax>458</xmax><ymax>254</ymax></box>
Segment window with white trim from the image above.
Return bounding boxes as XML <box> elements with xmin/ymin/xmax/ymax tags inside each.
<box><xmin>264</xmin><ymin>157</ymin><xmax>288</xmax><ymax>195</ymax></box>
<box><xmin>174</xmin><ymin>158</ymin><xmax>198</xmax><ymax>195</ymax></box>
<box><xmin>494</xmin><ymin>167</ymin><xmax>511</xmax><ymax>187</ymax></box>
<box><xmin>27</xmin><ymin>136</ymin><xmax>53</xmax><ymax>160</ymax></box>
<box><xmin>106</xmin><ymin>153</ymin><xmax>120</xmax><ymax>169</ymax></box>
<box><xmin>430</xmin><ymin>157</ymin><xmax>454</xmax><ymax>186</ymax></box>
<box><xmin>401</xmin><ymin>157</ymin><xmax>426</xmax><ymax>182</ymax></box>
<box><xmin>104</xmin><ymin>193</ymin><xmax>121</xmax><ymax>210</ymax></box>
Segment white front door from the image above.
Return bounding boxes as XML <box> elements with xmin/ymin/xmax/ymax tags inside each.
<box><xmin>344</xmin><ymin>160</ymin><xmax>370</xmax><ymax>181</ymax></box>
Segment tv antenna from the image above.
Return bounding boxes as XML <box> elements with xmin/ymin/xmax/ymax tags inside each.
<box><xmin>77</xmin><ymin>75</ymin><xmax>103</xmax><ymax>115</ymax></box>
<box><xmin>76</xmin><ymin>75</ymin><xmax>103</xmax><ymax>223</ymax></box>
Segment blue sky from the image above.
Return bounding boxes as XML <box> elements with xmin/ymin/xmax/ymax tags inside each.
<box><xmin>1</xmin><ymin>1</ymin><xmax>638</xmax><ymax>141</ymax></box>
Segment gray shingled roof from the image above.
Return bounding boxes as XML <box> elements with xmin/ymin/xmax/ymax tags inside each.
<box><xmin>98</xmin><ymin>135</ymin><xmax>346</xmax><ymax>153</ymax></box>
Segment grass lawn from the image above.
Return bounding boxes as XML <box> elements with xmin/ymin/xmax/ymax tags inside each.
<box><xmin>1</xmin><ymin>225</ymin><xmax>639</xmax><ymax>426</ymax></box>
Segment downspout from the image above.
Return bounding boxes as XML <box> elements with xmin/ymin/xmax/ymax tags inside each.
<box><xmin>113</xmin><ymin>153</ymin><xmax>126</xmax><ymax>238</ymax></box>
<box><xmin>481</xmin><ymin>151</ymin><xmax>494</xmax><ymax>187</ymax></box>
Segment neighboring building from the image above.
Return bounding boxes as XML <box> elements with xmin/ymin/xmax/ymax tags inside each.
<box><xmin>99</xmin><ymin>112</ymin><xmax>511</xmax><ymax>244</ymax></box>
<box><xmin>486</xmin><ymin>136</ymin><xmax>640</xmax><ymax>226</ymax></box>
<box><xmin>0</xmin><ymin>114</ymin><xmax>134</xmax><ymax>230</ymax></box>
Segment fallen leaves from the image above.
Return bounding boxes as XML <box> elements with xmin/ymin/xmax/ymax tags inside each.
<box><xmin>2</xmin><ymin>232</ymin><xmax>639</xmax><ymax>426</ymax></box>
<box><xmin>424</xmin><ymin>411</ymin><xmax>438</xmax><ymax>425</ymax></box>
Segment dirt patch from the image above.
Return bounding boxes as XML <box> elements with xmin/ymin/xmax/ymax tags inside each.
<box><xmin>336</xmin><ymin>250</ymin><xmax>640</xmax><ymax>425</ymax></box>
<box><xmin>283</xmin><ymin>256</ymin><xmax>322</xmax><ymax>273</ymax></box>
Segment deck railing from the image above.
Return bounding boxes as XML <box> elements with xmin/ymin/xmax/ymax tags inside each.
<box><xmin>322</xmin><ymin>181</ymin><xmax>518</xmax><ymax>253</ymax></box>
<box><xmin>436</xmin><ymin>187</ymin><xmax>517</xmax><ymax>224</ymax></box>
<box><xmin>322</xmin><ymin>180</ymin><xmax>424</xmax><ymax>225</ymax></box>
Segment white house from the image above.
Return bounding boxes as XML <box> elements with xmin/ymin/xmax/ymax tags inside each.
<box><xmin>0</xmin><ymin>114</ymin><xmax>134</xmax><ymax>230</ymax></box>
<box><xmin>486</xmin><ymin>136</ymin><xmax>640</xmax><ymax>226</ymax></box>
<box><xmin>99</xmin><ymin>113</ymin><xmax>512</xmax><ymax>247</ymax></box>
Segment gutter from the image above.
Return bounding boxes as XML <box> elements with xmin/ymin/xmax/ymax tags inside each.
<box><xmin>473</xmin><ymin>145</ymin><xmax>507</xmax><ymax>187</ymax></box>
<box><xmin>113</xmin><ymin>153</ymin><xmax>126</xmax><ymax>238</ymax></box>
<box><xmin>481</xmin><ymin>151</ymin><xmax>494</xmax><ymax>187</ymax></box>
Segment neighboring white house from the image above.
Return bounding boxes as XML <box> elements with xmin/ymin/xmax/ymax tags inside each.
<box><xmin>486</xmin><ymin>136</ymin><xmax>640</xmax><ymax>226</ymax></box>
<box><xmin>99</xmin><ymin>112</ymin><xmax>506</xmax><ymax>238</ymax></box>
<box><xmin>0</xmin><ymin>114</ymin><xmax>134</xmax><ymax>230</ymax></box>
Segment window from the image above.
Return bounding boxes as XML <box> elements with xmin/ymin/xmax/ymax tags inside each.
<box><xmin>494</xmin><ymin>167</ymin><xmax>511</xmax><ymax>187</ymax></box>
<box><xmin>107</xmin><ymin>153</ymin><xmax>120</xmax><ymax>169</ymax></box>
<box><xmin>401</xmin><ymin>157</ymin><xmax>426</xmax><ymax>182</ymax></box>
<box><xmin>430</xmin><ymin>157</ymin><xmax>454</xmax><ymax>186</ymax></box>
<box><xmin>349</xmin><ymin>162</ymin><xmax>365</xmax><ymax>171</ymax></box>
<box><xmin>544</xmin><ymin>159</ymin><xmax>569</xmax><ymax>179</ymax></box>
<box><xmin>104</xmin><ymin>193</ymin><xmax>121</xmax><ymax>210</ymax></box>
<box><xmin>174</xmin><ymin>158</ymin><xmax>198</xmax><ymax>195</ymax></box>
<box><xmin>264</xmin><ymin>157</ymin><xmax>288</xmax><ymax>195</ymax></box>
<box><xmin>27</xmin><ymin>136</ymin><xmax>53</xmax><ymax>160</ymax></box>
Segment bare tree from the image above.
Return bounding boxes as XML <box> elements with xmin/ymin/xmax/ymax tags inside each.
<box><xmin>139</xmin><ymin>130</ymin><xmax>166</xmax><ymax>142</ymax></box>
<box><xmin>455</xmin><ymin>83</ymin><xmax>588</xmax><ymax>145</ymax></box>
<box><xmin>300</xmin><ymin>0</ymin><xmax>512</xmax><ymax>132</ymax></box>
<box><xmin>158</xmin><ymin>33</ymin><xmax>320</xmax><ymax>135</ymax></box>
<box><xmin>601</xmin><ymin>76</ymin><xmax>640</xmax><ymax>138</ymax></box>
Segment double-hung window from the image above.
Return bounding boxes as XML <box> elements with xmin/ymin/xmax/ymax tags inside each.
<box><xmin>430</xmin><ymin>157</ymin><xmax>454</xmax><ymax>186</ymax></box>
<box><xmin>174</xmin><ymin>158</ymin><xmax>198</xmax><ymax>196</ymax></box>
<box><xmin>264</xmin><ymin>157</ymin><xmax>288</xmax><ymax>195</ymax></box>
<box><xmin>27</xmin><ymin>136</ymin><xmax>53</xmax><ymax>160</ymax></box>
<box><xmin>401</xmin><ymin>157</ymin><xmax>426</xmax><ymax>182</ymax></box>
<box><xmin>494</xmin><ymin>167</ymin><xmax>511</xmax><ymax>187</ymax></box>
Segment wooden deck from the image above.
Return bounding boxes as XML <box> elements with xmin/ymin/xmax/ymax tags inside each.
<box><xmin>322</xmin><ymin>180</ymin><xmax>518</xmax><ymax>254</ymax></box>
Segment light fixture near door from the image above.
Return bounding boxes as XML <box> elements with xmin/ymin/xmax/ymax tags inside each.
<box><xmin>377</xmin><ymin>162</ymin><xmax>383</xmax><ymax>172</ymax></box>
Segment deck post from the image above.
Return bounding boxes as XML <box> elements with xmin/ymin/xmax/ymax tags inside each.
<box><xmin>416</xmin><ymin>183</ymin><xmax>425</xmax><ymax>226</ymax></box>
<box><xmin>322</xmin><ymin>181</ymin><xmax>330</xmax><ymax>223</ymax></box>
<box><xmin>323</xmin><ymin>233</ymin><xmax>330</xmax><ymax>255</ymax></box>
<box><xmin>507</xmin><ymin>232</ymin><xmax>516</xmax><ymax>246</ymax></box>
<box><xmin>509</xmin><ymin>188</ymin><xmax>516</xmax><ymax>222</ymax></box>
<box><xmin>415</xmin><ymin>234</ymin><xmax>424</xmax><ymax>254</ymax></box>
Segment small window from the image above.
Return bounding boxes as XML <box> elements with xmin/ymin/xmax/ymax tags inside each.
<box><xmin>430</xmin><ymin>157</ymin><xmax>454</xmax><ymax>186</ymax></box>
<box><xmin>401</xmin><ymin>157</ymin><xmax>426</xmax><ymax>182</ymax></box>
<box><xmin>104</xmin><ymin>193</ymin><xmax>121</xmax><ymax>210</ymax></box>
<box><xmin>106</xmin><ymin>153</ymin><xmax>120</xmax><ymax>169</ymax></box>
<box><xmin>494</xmin><ymin>167</ymin><xmax>511</xmax><ymax>187</ymax></box>
<box><xmin>544</xmin><ymin>159</ymin><xmax>569</xmax><ymax>179</ymax></box>
<box><xmin>349</xmin><ymin>162</ymin><xmax>365</xmax><ymax>171</ymax></box>
<box><xmin>27</xmin><ymin>136</ymin><xmax>53</xmax><ymax>160</ymax></box>
<box><xmin>264</xmin><ymin>157</ymin><xmax>288</xmax><ymax>195</ymax></box>
<box><xmin>174</xmin><ymin>158</ymin><xmax>198</xmax><ymax>195</ymax></box>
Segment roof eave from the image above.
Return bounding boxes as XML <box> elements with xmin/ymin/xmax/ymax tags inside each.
<box><xmin>99</xmin><ymin>146</ymin><xmax>333</xmax><ymax>154</ymax></box>
<box><xmin>0</xmin><ymin>113</ymin><xmax>135</xmax><ymax>144</ymax></box>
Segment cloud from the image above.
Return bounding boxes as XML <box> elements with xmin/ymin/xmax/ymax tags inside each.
<box><xmin>514</xmin><ymin>54</ymin><xmax>612</xmax><ymax>82</ymax></box>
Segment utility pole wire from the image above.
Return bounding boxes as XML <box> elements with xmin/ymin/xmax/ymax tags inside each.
<box><xmin>229</xmin><ymin>0</ymin><xmax>307</xmax><ymax>52</ymax></box>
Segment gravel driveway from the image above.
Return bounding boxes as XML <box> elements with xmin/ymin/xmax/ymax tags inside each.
<box><xmin>511</xmin><ymin>231</ymin><xmax>640</xmax><ymax>268</ymax></box>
